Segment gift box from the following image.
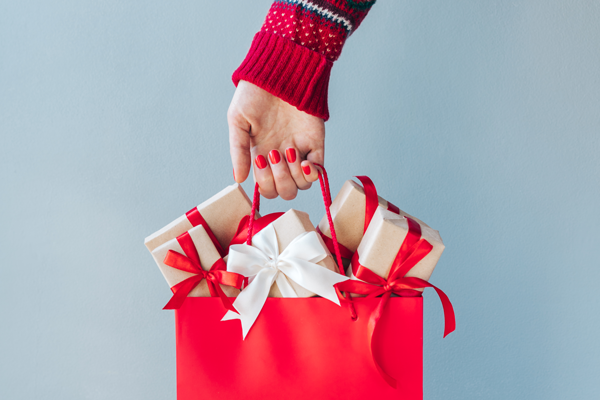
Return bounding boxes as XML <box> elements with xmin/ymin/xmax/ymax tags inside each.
<box><xmin>144</xmin><ymin>183</ymin><xmax>253</xmax><ymax>254</ymax></box>
<box><xmin>317</xmin><ymin>178</ymin><xmax>425</xmax><ymax>259</ymax></box>
<box><xmin>222</xmin><ymin>208</ymin><xmax>348</xmax><ymax>338</ymax></box>
<box><xmin>151</xmin><ymin>224</ymin><xmax>240</xmax><ymax>298</ymax></box>
<box><xmin>352</xmin><ymin>207</ymin><xmax>444</xmax><ymax>289</ymax></box>
<box><xmin>262</xmin><ymin>209</ymin><xmax>339</xmax><ymax>298</ymax></box>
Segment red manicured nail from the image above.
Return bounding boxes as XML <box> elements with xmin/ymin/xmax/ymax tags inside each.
<box><xmin>269</xmin><ymin>150</ymin><xmax>281</xmax><ymax>164</ymax></box>
<box><xmin>286</xmin><ymin>148</ymin><xmax>297</xmax><ymax>163</ymax></box>
<box><xmin>255</xmin><ymin>155</ymin><xmax>268</xmax><ymax>169</ymax></box>
<box><xmin>302</xmin><ymin>165</ymin><xmax>311</xmax><ymax>175</ymax></box>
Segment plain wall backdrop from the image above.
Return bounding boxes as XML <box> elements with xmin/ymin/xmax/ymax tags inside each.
<box><xmin>1</xmin><ymin>1</ymin><xmax>599</xmax><ymax>398</ymax></box>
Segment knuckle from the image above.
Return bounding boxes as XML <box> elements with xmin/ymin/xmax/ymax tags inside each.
<box><xmin>298</xmin><ymin>182</ymin><xmax>312</xmax><ymax>191</ymax></box>
<box><xmin>280</xmin><ymin>189</ymin><xmax>298</xmax><ymax>201</ymax></box>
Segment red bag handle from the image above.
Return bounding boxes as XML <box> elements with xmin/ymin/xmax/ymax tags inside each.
<box><xmin>246</xmin><ymin>164</ymin><xmax>357</xmax><ymax>320</ymax></box>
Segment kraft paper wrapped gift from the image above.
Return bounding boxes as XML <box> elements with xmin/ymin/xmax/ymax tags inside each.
<box><xmin>318</xmin><ymin>179</ymin><xmax>426</xmax><ymax>256</ymax></box>
<box><xmin>144</xmin><ymin>183</ymin><xmax>253</xmax><ymax>254</ymax></box>
<box><xmin>261</xmin><ymin>209</ymin><xmax>339</xmax><ymax>298</ymax></box>
<box><xmin>353</xmin><ymin>207</ymin><xmax>444</xmax><ymax>290</ymax></box>
<box><xmin>152</xmin><ymin>225</ymin><xmax>240</xmax><ymax>297</ymax></box>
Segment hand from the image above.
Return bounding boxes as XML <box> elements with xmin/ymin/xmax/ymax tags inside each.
<box><xmin>228</xmin><ymin>81</ymin><xmax>325</xmax><ymax>200</ymax></box>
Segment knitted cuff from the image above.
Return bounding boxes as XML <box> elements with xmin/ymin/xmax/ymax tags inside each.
<box><xmin>232</xmin><ymin>32</ymin><xmax>333</xmax><ymax>121</ymax></box>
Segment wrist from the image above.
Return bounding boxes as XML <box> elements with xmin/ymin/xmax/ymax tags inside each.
<box><xmin>233</xmin><ymin>32</ymin><xmax>332</xmax><ymax>121</ymax></box>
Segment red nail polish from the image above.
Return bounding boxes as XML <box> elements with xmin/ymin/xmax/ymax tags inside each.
<box><xmin>269</xmin><ymin>150</ymin><xmax>281</xmax><ymax>164</ymax></box>
<box><xmin>286</xmin><ymin>148</ymin><xmax>297</xmax><ymax>163</ymax></box>
<box><xmin>302</xmin><ymin>165</ymin><xmax>311</xmax><ymax>175</ymax></box>
<box><xmin>255</xmin><ymin>155</ymin><xmax>268</xmax><ymax>169</ymax></box>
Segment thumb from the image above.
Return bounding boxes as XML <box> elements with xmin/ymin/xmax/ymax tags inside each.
<box><xmin>305</xmin><ymin>147</ymin><xmax>324</xmax><ymax>167</ymax></box>
<box><xmin>228</xmin><ymin>114</ymin><xmax>251</xmax><ymax>183</ymax></box>
<box><xmin>303</xmin><ymin>141</ymin><xmax>324</xmax><ymax>182</ymax></box>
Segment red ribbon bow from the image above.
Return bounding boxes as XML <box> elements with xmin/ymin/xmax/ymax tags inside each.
<box><xmin>162</xmin><ymin>231</ymin><xmax>245</xmax><ymax>312</ymax></box>
<box><xmin>336</xmin><ymin>213</ymin><xmax>456</xmax><ymax>388</ymax></box>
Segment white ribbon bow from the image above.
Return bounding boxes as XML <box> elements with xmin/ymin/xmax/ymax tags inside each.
<box><xmin>222</xmin><ymin>224</ymin><xmax>348</xmax><ymax>338</ymax></box>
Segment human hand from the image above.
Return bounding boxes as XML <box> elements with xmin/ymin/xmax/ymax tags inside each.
<box><xmin>228</xmin><ymin>81</ymin><xmax>324</xmax><ymax>200</ymax></box>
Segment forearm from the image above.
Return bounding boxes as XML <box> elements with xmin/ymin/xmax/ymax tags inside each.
<box><xmin>233</xmin><ymin>0</ymin><xmax>377</xmax><ymax>121</ymax></box>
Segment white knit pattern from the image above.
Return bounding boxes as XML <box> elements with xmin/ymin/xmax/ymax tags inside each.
<box><xmin>284</xmin><ymin>0</ymin><xmax>353</xmax><ymax>32</ymax></box>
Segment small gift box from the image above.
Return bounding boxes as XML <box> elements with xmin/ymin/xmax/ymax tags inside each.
<box><xmin>264</xmin><ymin>209</ymin><xmax>339</xmax><ymax>297</ymax></box>
<box><xmin>317</xmin><ymin>178</ymin><xmax>424</xmax><ymax>259</ymax></box>
<box><xmin>351</xmin><ymin>207</ymin><xmax>444</xmax><ymax>289</ymax></box>
<box><xmin>152</xmin><ymin>225</ymin><xmax>241</xmax><ymax>300</ymax></box>
<box><xmin>144</xmin><ymin>183</ymin><xmax>253</xmax><ymax>254</ymax></box>
<box><xmin>222</xmin><ymin>209</ymin><xmax>348</xmax><ymax>337</ymax></box>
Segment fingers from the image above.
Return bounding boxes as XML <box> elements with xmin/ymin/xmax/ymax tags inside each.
<box><xmin>254</xmin><ymin>146</ymin><xmax>322</xmax><ymax>199</ymax></box>
<box><xmin>268</xmin><ymin>150</ymin><xmax>298</xmax><ymax>200</ymax></box>
<box><xmin>228</xmin><ymin>113</ymin><xmax>251</xmax><ymax>184</ymax></box>
<box><xmin>253</xmin><ymin>150</ymin><xmax>299</xmax><ymax>200</ymax></box>
<box><xmin>254</xmin><ymin>148</ymin><xmax>308</xmax><ymax>200</ymax></box>
<box><xmin>253</xmin><ymin>154</ymin><xmax>277</xmax><ymax>199</ymax></box>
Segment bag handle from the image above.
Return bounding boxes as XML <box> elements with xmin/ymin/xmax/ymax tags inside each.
<box><xmin>246</xmin><ymin>164</ymin><xmax>357</xmax><ymax>320</ymax></box>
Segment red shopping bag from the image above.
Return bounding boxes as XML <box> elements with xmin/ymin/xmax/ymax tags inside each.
<box><xmin>165</xmin><ymin>166</ymin><xmax>453</xmax><ymax>399</ymax></box>
<box><xmin>175</xmin><ymin>296</ymin><xmax>423</xmax><ymax>400</ymax></box>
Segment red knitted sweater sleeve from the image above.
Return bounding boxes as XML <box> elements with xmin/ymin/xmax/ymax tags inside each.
<box><xmin>232</xmin><ymin>1</ymin><xmax>377</xmax><ymax>121</ymax></box>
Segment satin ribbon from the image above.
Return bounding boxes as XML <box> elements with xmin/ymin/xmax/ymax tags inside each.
<box><xmin>316</xmin><ymin>176</ymin><xmax>400</xmax><ymax>259</ymax></box>
<box><xmin>222</xmin><ymin>224</ymin><xmax>349</xmax><ymax>338</ymax></box>
<box><xmin>185</xmin><ymin>208</ymin><xmax>227</xmax><ymax>258</ymax></box>
<box><xmin>229</xmin><ymin>212</ymin><xmax>284</xmax><ymax>247</ymax></box>
<box><xmin>336</xmin><ymin>216</ymin><xmax>456</xmax><ymax>388</ymax></box>
<box><xmin>162</xmin><ymin>232</ymin><xmax>245</xmax><ymax>312</ymax></box>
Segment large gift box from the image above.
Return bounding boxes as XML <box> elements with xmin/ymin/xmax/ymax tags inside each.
<box><xmin>351</xmin><ymin>206</ymin><xmax>445</xmax><ymax>290</ymax></box>
<box><xmin>259</xmin><ymin>208</ymin><xmax>339</xmax><ymax>298</ymax></box>
<box><xmin>222</xmin><ymin>208</ymin><xmax>347</xmax><ymax>338</ymax></box>
<box><xmin>317</xmin><ymin>178</ymin><xmax>423</xmax><ymax>255</ymax></box>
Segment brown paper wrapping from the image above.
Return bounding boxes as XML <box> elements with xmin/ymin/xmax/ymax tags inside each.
<box><xmin>317</xmin><ymin>179</ymin><xmax>425</xmax><ymax>255</ymax></box>
<box><xmin>151</xmin><ymin>225</ymin><xmax>239</xmax><ymax>297</ymax></box>
<box><xmin>264</xmin><ymin>209</ymin><xmax>339</xmax><ymax>298</ymax></box>
<box><xmin>354</xmin><ymin>207</ymin><xmax>444</xmax><ymax>291</ymax></box>
<box><xmin>144</xmin><ymin>183</ymin><xmax>253</xmax><ymax>253</ymax></box>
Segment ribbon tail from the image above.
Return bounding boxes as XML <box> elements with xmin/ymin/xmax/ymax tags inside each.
<box><xmin>221</xmin><ymin>268</ymin><xmax>277</xmax><ymax>339</ymax></box>
<box><xmin>367</xmin><ymin>291</ymin><xmax>397</xmax><ymax>388</ymax></box>
<box><xmin>207</xmin><ymin>279</ymin><xmax>237</xmax><ymax>313</ymax></box>
<box><xmin>276</xmin><ymin>273</ymin><xmax>298</xmax><ymax>298</ymax></box>
<box><xmin>401</xmin><ymin>277</ymin><xmax>456</xmax><ymax>337</ymax></box>
<box><xmin>280</xmin><ymin>258</ymin><xmax>348</xmax><ymax>306</ymax></box>
<box><xmin>163</xmin><ymin>275</ymin><xmax>203</xmax><ymax>310</ymax></box>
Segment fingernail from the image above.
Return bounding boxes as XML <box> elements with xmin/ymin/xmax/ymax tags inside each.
<box><xmin>269</xmin><ymin>150</ymin><xmax>281</xmax><ymax>164</ymax></box>
<box><xmin>255</xmin><ymin>155</ymin><xmax>268</xmax><ymax>169</ymax></box>
<box><xmin>233</xmin><ymin>169</ymin><xmax>236</xmax><ymax>181</ymax></box>
<box><xmin>285</xmin><ymin>148</ymin><xmax>297</xmax><ymax>163</ymax></box>
<box><xmin>302</xmin><ymin>165</ymin><xmax>311</xmax><ymax>175</ymax></box>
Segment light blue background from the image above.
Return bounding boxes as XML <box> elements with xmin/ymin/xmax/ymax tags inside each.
<box><xmin>1</xmin><ymin>1</ymin><xmax>599</xmax><ymax>398</ymax></box>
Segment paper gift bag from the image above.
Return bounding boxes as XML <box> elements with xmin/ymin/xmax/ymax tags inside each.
<box><xmin>175</xmin><ymin>297</ymin><xmax>424</xmax><ymax>400</ymax></box>
<box><xmin>157</xmin><ymin>169</ymin><xmax>455</xmax><ymax>400</ymax></box>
